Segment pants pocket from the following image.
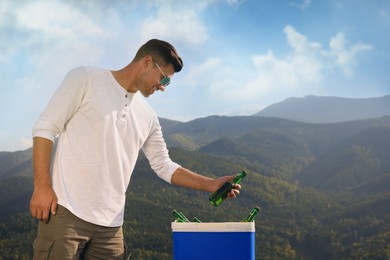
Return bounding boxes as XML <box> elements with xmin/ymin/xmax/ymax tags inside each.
<box><xmin>33</xmin><ymin>237</ymin><xmax>55</xmax><ymax>260</ymax></box>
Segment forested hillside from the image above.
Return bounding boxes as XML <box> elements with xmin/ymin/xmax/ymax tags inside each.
<box><xmin>1</xmin><ymin>116</ymin><xmax>390</xmax><ymax>259</ymax></box>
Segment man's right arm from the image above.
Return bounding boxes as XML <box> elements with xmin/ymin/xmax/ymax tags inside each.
<box><xmin>30</xmin><ymin>68</ymin><xmax>89</xmax><ymax>223</ymax></box>
<box><xmin>29</xmin><ymin>137</ymin><xmax>58</xmax><ymax>224</ymax></box>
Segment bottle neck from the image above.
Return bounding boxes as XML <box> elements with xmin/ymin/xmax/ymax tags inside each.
<box><xmin>232</xmin><ymin>171</ymin><xmax>247</xmax><ymax>184</ymax></box>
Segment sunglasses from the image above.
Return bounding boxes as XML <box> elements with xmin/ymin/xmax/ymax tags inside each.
<box><xmin>155</xmin><ymin>62</ymin><xmax>171</xmax><ymax>86</ymax></box>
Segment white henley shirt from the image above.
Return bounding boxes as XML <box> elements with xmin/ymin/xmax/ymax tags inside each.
<box><xmin>33</xmin><ymin>66</ymin><xmax>180</xmax><ymax>227</ymax></box>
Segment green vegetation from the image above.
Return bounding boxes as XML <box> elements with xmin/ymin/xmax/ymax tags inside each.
<box><xmin>1</xmin><ymin>116</ymin><xmax>390</xmax><ymax>259</ymax></box>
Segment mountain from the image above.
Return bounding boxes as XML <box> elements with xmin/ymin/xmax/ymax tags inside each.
<box><xmin>1</xmin><ymin>116</ymin><xmax>390</xmax><ymax>259</ymax></box>
<box><xmin>253</xmin><ymin>95</ymin><xmax>390</xmax><ymax>123</ymax></box>
<box><xmin>294</xmin><ymin>126</ymin><xmax>390</xmax><ymax>193</ymax></box>
<box><xmin>0</xmin><ymin>148</ymin><xmax>32</xmax><ymax>179</ymax></box>
<box><xmin>162</xmin><ymin>115</ymin><xmax>284</xmax><ymax>150</ymax></box>
<box><xmin>162</xmin><ymin>115</ymin><xmax>390</xmax><ymax>180</ymax></box>
<box><xmin>0</xmin><ymin>148</ymin><xmax>34</xmax><ymax>218</ymax></box>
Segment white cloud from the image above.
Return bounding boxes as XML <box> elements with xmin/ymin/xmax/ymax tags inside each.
<box><xmin>1</xmin><ymin>1</ymin><xmax>107</xmax><ymax>56</ymax></box>
<box><xmin>140</xmin><ymin>9</ymin><xmax>209</xmax><ymax>46</ymax></box>
<box><xmin>209</xmin><ymin>25</ymin><xmax>372</xmax><ymax>103</ymax></box>
<box><xmin>16</xmin><ymin>138</ymin><xmax>33</xmax><ymax>151</ymax></box>
<box><xmin>18</xmin><ymin>1</ymin><xmax>108</xmax><ymax>67</ymax></box>
<box><xmin>283</xmin><ymin>25</ymin><xmax>324</xmax><ymax>83</ymax></box>
<box><xmin>184</xmin><ymin>58</ymin><xmax>222</xmax><ymax>87</ymax></box>
<box><xmin>217</xmin><ymin>25</ymin><xmax>323</xmax><ymax>101</ymax></box>
<box><xmin>328</xmin><ymin>33</ymin><xmax>372</xmax><ymax>76</ymax></box>
<box><xmin>0</xmin><ymin>0</ymin><xmax>114</xmax><ymax>92</ymax></box>
<box><xmin>196</xmin><ymin>58</ymin><xmax>240</xmax><ymax>98</ymax></box>
<box><xmin>16</xmin><ymin>2</ymin><xmax>104</xmax><ymax>37</ymax></box>
<box><xmin>284</xmin><ymin>25</ymin><xmax>323</xmax><ymax>54</ymax></box>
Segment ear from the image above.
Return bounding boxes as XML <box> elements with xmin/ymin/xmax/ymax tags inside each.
<box><xmin>143</xmin><ymin>55</ymin><xmax>154</xmax><ymax>69</ymax></box>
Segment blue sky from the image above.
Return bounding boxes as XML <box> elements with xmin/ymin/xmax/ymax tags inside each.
<box><xmin>1</xmin><ymin>0</ymin><xmax>389</xmax><ymax>151</ymax></box>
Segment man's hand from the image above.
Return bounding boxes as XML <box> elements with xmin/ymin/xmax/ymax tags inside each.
<box><xmin>212</xmin><ymin>175</ymin><xmax>241</xmax><ymax>198</ymax></box>
<box><xmin>30</xmin><ymin>184</ymin><xmax>58</xmax><ymax>224</ymax></box>
<box><xmin>30</xmin><ymin>137</ymin><xmax>56</xmax><ymax>223</ymax></box>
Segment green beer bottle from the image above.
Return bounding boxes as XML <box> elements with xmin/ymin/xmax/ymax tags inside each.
<box><xmin>171</xmin><ymin>209</ymin><xmax>189</xmax><ymax>222</ymax></box>
<box><xmin>209</xmin><ymin>171</ymin><xmax>247</xmax><ymax>207</ymax></box>
<box><xmin>242</xmin><ymin>206</ymin><xmax>260</xmax><ymax>222</ymax></box>
<box><xmin>192</xmin><ymin>217</ymin><xmax>202</xmax><ymax>223</ymax></box>
<box><xmin>179</xmin><ymin>211</ymin><xmax>190</xmax><ymax>222</ymax></box>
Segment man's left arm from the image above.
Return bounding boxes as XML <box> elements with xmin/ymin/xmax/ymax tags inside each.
<box><xmin>143</xmin><ymin>118</ymin><xmax>240</xmax><ymax>197</ymax></box>
<box><xmin>171</xmin><ymin>167</ymin><xmax>240</xmax><ymax>197</ymax></box>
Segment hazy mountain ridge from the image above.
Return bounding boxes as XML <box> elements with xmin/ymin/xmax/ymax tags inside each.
<box><xmin>0</xmin><ymin>148</ymin><xmax>32</xmax><ymax>180</ymax></box>
<box><xmin>161</xmin><ymin>114</ymin><xmax>390</xmax><ymax>153</ymax></box>
<box><xmin>160</xmin><ymin>115</ymin><xmax>327</xmax><ymax>151</ymax></box>
<box><xmin>253</xmin><ymin>95</ymin><xmax>390</xmax><ymax>123</ymax></box>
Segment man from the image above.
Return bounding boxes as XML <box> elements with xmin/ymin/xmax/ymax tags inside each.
<box><xmin>30</xmin><ymin>39</ymin><xmax>240</xmax><ymax>259</ymax></box>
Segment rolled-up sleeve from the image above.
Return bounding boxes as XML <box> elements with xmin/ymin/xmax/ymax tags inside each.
<box><xmin>33</xmin><ymin>67</ymin><xmax>88</xmax><ymax>142</ymax></box>
<box><xmin>141</xmin><ymin>119</ymin><xmax>181</xmax><ymax>183</ymax></box>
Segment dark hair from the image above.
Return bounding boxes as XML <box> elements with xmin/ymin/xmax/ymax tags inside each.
<box><xmin>134</xmin><ymin>39</ymin><xmax>183</xmax><ymax>72</ymax></box>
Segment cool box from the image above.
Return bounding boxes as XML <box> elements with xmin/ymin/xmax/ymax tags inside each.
<box><xmin>171</xmin><ymin>222</ymin><xmax>255</xmax><ymax>260</ymax></box>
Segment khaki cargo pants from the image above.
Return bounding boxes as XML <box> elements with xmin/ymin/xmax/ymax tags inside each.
<box><xmin>33</xmin><ymin>205</ymin><xmax>129</xmax><ymax>260</ymax></box>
